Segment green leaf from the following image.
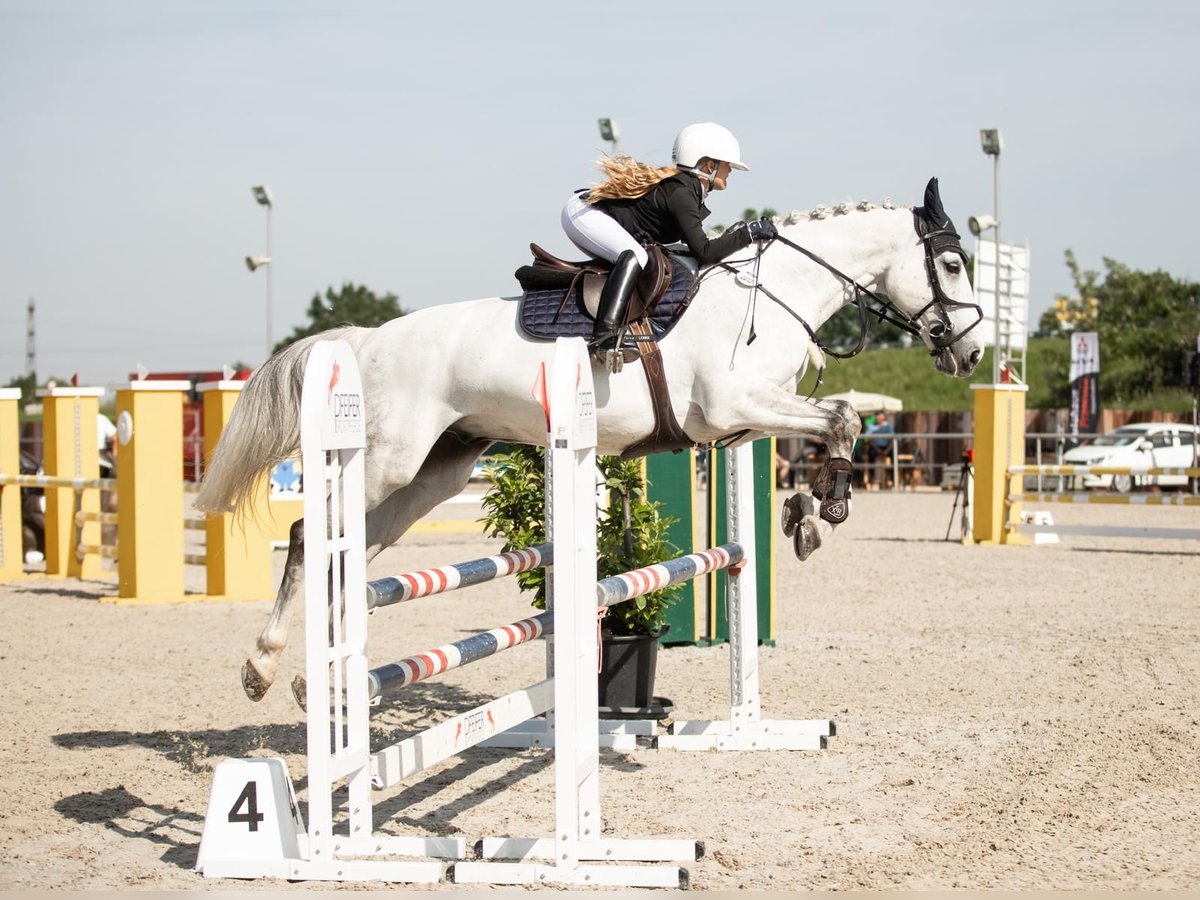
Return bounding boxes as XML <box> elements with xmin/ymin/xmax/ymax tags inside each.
<box><xmin>478</xmin><ymin>446</ymin><xmax>682</xmax><ymax>635</ymax></box>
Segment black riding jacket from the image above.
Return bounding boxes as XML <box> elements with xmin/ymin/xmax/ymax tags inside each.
<box><xmin>589</xmin><ymin>171</ymin><xmax>752</xmax><ymax>266</ymax></box>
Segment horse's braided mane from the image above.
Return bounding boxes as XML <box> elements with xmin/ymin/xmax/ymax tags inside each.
<box><xmin>780</xmin><ymin>198</ymin><xmax>912</xmax><ymax>225</ymax></box>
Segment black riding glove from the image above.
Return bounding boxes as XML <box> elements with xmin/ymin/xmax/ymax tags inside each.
<box><xmin>747</xmin><ymin>217</ymin><xmax>778</xmax><ymax>242</ymax></box>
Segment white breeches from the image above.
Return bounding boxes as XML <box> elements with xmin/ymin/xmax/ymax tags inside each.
<box><xmin>560</xmin><ymin>192</ymin><xmax>649</xmax><ymax>267</ymax></box>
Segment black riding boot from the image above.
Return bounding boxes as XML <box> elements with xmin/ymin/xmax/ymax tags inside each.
<box><xmin>589</xmin><ymin>250</ymin><xmax>642</xmax><ymax>361</ymax></box>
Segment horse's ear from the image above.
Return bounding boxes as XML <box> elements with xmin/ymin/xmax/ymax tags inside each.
<box><xmin>923</xmin><ymin>177</ymin><xmax>946</xmax><ymax>221</ymax></box>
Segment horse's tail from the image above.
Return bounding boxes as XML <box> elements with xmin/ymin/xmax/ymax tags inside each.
<box><xmin>195</xmin><ymin>327</ymin><xmax>363</xmax><ymax>517</ymax></box>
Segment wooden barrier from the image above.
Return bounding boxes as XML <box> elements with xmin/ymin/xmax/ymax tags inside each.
<box><xmin>0</xmin><ymin>388</ymin><xmax>22</xmax><ymax>581</ymax></box>
<box><xmin>0</xmin><ymin>380</ymin><xmax>277</xmax><ymax>601</ymax></box>
<box><xmin>645</xmin><ymin>440</ymin><xmax>777</xmax><ymax>646</ymax></box>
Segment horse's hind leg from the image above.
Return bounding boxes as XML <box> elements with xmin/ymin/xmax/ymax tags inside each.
<box><xmin>241</xmin><ymin>433</ymin><xmax>491</xmax><ymax>702</ymax></box>
<box><xmin>363</xmin><ymin>435</ymin><xmax>493</xmax><ymax>555</ymax></box>
<box><xmin>287</xmin><ymin>433</ymin><xmax>493</xmax><ymax>707</ymax></box>
<box><xmin>242</xmin><ymin>517</ymin><xmax>303</xmax><ymax>702</ymax></box>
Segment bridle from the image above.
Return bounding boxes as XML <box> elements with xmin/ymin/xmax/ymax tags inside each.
<box><xmin>908</xmin><ymin>210</ymin><xmax>984</xmax><ymax>352</ymax></box>
<box><xmin>717</xmin><ymin>210</ymin><xmax>984</xmax><ymax>361</ymax></box>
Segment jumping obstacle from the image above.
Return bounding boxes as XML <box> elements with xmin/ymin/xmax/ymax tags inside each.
<box><xmin>1005</xmin><ymin>464</ymin><xmax>1200</xmax><ymax>542</ymax></box>
<box><xmin>489</xmin><ymin>440</ymin><xmax>834</xmax><ymax>753</ymax></box>
<box><xmin>707</xmin><ymin>440</ymin><xmax>777</xmax><ymax>645</ymax></box>
<box><xmin>645</xmin><ymin>439</ymin><xmax>777</xmax><ymax>646</ymax></box>
<box><xmin>0</xmin><ymin>389</ymin><xmax>22</xmax><ymax>581</ymax></box>
<box><xmin>199</xmin><ymin>337</ymin><xmax>719</xmax><ymax>887</ymax></box>
<box><xmin>969</xmin><ymin>380</ymin><xmax>1198</xmax><ymax>546</ymax></box>
<box><xmin>970</xmin><ymin>382</ymin><xmax>1028</xmax><ymax>544</ymax></box>
<box><xmin>0</xmin><ymin>379</ymin><xmax>278</xmax><ymax>600</ymax></box>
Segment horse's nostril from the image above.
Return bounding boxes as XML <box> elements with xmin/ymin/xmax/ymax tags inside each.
<box><xmin>969</xmin><ymin>348</ymin><xmax>982</xmax><ymax>367</ymax></box>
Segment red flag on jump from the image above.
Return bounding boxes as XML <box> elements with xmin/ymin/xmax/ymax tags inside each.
<box><xmin>531</xmin><ymin>362</ymin><xmax>549</xmax><ymax>433</ymax></box>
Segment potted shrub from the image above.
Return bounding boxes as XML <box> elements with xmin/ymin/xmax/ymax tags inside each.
<box><xmin>478</xmin><ymin>444</ymin><xmax>683</xmax><ymax>714</ymax></box>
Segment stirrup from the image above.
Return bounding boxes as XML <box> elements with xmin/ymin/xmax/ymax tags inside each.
<box><xmin>589</xmin><ymin>333</ymin><xmax>641</xmax><ymax>365</ymax></box>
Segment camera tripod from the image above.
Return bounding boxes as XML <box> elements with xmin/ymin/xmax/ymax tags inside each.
<box><xmin>945</xmin><ymin>453</ymin><xmax>974</xmax><ymax>543</ymax></box>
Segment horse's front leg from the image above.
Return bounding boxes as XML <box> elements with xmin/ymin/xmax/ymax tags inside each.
<box><xmin>783</xmin><ymin>454</ymin><xmax>855</xmax><ymax>561</ymax></box>
<box><xmin>242</xmin><ymin>517</ymin><xmax>304</xmax><ymax>701</ymax></box>
<box><xmin>706</xmin><ymin>388</ymin><xmax>861</xmax><ymax>560</ymax></box>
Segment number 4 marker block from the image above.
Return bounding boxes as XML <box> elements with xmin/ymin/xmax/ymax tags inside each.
<box><xmin>196</xmin><ymin>758</ymin><xmax>306</xmax><ymax>879</ymax></box>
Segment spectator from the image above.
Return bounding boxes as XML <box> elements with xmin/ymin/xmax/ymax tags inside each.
<box><xmin>775</xmin><ymin>452</ymin><xmax>792</xmax><ymax>489</ymax></box>
<box><xmin>97</xmin><ymin>412</ymin><xmax>117</xmax><ymax>457</ymax></box>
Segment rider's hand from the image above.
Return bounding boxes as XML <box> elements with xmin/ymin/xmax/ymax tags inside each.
<box><xmin>747</xmin><ymin>217</ymin><xmax>777</xmax><ymax>242</ymax></box>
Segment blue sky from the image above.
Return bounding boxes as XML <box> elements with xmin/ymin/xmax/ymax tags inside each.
<box><xmin>2</xmin><ymin>2</ymin><xmax>1197</xmax><ymax>386</ymax></box>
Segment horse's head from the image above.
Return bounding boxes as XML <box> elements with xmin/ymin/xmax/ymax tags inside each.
<box><xmin>882</xmin><ymin>178</ymin><xmax>984</xmax><ymax>377</ymax></box>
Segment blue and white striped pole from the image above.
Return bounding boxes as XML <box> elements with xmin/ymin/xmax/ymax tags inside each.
<box><xmin>368</xmin><ymin>611</ymin><xmax>553</xmax><ymax>699</ymax></box>
<box><xmin>595</xmin><ymin>543</ymin><xmax>743</xmax><ymax>608</ymax></box>
<box><xmin>367</xmin><ymin>543</ymin><xmax>553</xmax><ymax>609</ymax></box>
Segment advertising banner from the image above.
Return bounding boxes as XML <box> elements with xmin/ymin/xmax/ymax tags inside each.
<box><xmin>1068</xmin><ymin>331</ymin><xmax>1100</xmax><ymax>442</ymax></box>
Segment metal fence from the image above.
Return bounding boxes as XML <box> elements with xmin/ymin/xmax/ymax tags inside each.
<box><xmin>777</xmin><ymin>431</ymin><xmax>1087</xmax><ymax>492</ymax></box>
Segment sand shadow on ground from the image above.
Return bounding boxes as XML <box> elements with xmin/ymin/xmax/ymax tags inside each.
<box><xmin>55</xmin><ymin>786</ymin><xmax>204</xmax><ymax>871</ymax></box>
<box><xmin>6</xmin><ymin>581</ymin><xmax>115</xmax><ymax>601</ymax></box>
<box><xmin>51</xmin><ymin>679</ymin><xmax>647</xmax><ymax>870</ymax></box>
<box><xmin>53</xmin><ymin>721</ymin><xmax>309</xmax><ymax>771</ymax></box>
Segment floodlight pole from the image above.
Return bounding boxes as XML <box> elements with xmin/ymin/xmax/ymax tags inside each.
<box><xmin>979</xmin><ymin>129</ymin><xmax>1003</xmax><ymax>384</ymax></box>
<box><xmin>597</xmin><ymin>117</ymin><xmax>620</xmax><ymax>155</ymax></box>
<box><xmin>251</xmin><ymin>186</ymin><xmax>274</xmax><ymax>358</ymax></box>
<box><xmin>992</xmin><ymin>150</ymin><xmax>1001</xmax><ymax>384</ymax></box>
<box><xmin>266</xmin><ymin>201</ymin><xmax>273</xmax><ymax>356</ymax></box>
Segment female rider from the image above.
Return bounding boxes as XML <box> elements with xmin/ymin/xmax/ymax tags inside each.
<box><xmin>561</xmin><ymin>122</ymin><xmax>777</xmax><ymax>360</ymax></box>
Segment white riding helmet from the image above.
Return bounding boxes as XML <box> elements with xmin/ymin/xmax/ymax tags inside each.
<box><xmin>672</xmin><ymin>122</ymin><xmax>749</xmax><ymax>172</ymax></box>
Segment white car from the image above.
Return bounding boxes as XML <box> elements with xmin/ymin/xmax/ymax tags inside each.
<box><xmin>1061</xmin><ymin>422</ymin><xmax>1199</xmax><ymax>492</ymax></box>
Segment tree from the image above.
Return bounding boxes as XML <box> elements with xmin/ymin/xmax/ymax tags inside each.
<box><xmin>4</xmin><ymin>373</ymin><xmax>70</xmax><ymax>406</ymax></box>
<box><xmin>273</xmin><ymin>282</ymin><xmax>406</xmax><ymax>353</ymax></box>
<box><xmin>741</xmin><ymin>206</ymin><xmax>778</xmax><ymax>223</ymax></box>
<box><xmin>1056</xmin><ymin>250</ymin><xmax>1200</xmax><ymax>404</ymax></box>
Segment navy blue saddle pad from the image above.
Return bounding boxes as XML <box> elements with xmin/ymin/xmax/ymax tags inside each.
<box><xmin>516</xmin><ymin>254</ymin><xmax>701</xmax><ymax>341</ymax></box>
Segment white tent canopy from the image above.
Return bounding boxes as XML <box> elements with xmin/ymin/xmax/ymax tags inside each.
<box><xmin>820</xmin><ymin>389</ymin><xmax>903</xmax><ymax>414</ymax></box>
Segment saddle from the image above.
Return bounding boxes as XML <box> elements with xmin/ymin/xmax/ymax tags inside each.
<box><xmin>514</xmin><ymin>243</ymin><xmax>699</xmax><ymax>458</ymax></box>
<box><xmin>517</xmin><ymin>242</ymin><xmax>672</xmax><ymax>322</ymax></box>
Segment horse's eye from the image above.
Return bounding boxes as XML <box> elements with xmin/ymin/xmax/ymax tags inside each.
<box><xmin>944</xmin><ymin>260</ymin><xmax>961</xmax><ymax>276</ymax></box>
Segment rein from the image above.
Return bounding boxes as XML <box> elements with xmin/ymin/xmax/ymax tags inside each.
<box><xmin>715</xmin><ymin>234</ymin><xmax>894</xmax><ymax>367</ymax></box>
<box><xmin>718</xmin><ymin>218</ymin><xmax>984</xmax><ymax>363</ymax></box>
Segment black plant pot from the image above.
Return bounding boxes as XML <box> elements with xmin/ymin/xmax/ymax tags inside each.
<box><xmin>597</xmin><ymin>628</ymin><xmax>671</xmax><ymax>717</ymax></box>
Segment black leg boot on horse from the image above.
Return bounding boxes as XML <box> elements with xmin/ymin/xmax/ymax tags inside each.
<box><xmin>589</xmin><ymin>249</ymin><xmax>643</xmax><ymax>371</ymax></box>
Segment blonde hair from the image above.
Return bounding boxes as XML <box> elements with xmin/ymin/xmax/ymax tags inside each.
<box><xmin>584</xmin><ymin>154</ymin><xmax>679</xmax><ymax>203</ymax></box>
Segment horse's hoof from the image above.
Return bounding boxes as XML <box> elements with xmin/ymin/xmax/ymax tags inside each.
<box><xmin>782</xmin><ymin>492</ymin><xmax>815</xmax><ymax>538</ymax></box>
<box><xmin>793</xmin><ymin>516</ymin><xmax>821</xmax><ymax>561</ymax></box>
<box><xmin>291</xmin><ymin>675</ymin><xmax>308</xmax><ymax>711</ymax></box>
<box><xmin>241</xmin><ymin>661</ymin><xmax>271</xmax><ymax>702</ymax></box>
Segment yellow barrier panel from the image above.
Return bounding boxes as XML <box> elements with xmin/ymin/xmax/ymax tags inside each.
<box><xmin>0</xmin><ymin>388</ymin><xmax>22</xmax><ymax>581</ymax></box>
<box><xmin>38</xmin><ymin>386</ymin><xmax>105</xmax><ymax>578</ymax></box>
<box><xmin>198</xmin><ymin>381</ymin><xmax>275</xmax><ymax>600</ymax></box>
<box><xmin>103</xmin><ymin>381</ymin><xmax>190</xmax><ymax>602</ymax></box>
<box><xmin>970</xmin><ymin>383</ymin><xmax>1028</xmax><ymax>545</ymax></box>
